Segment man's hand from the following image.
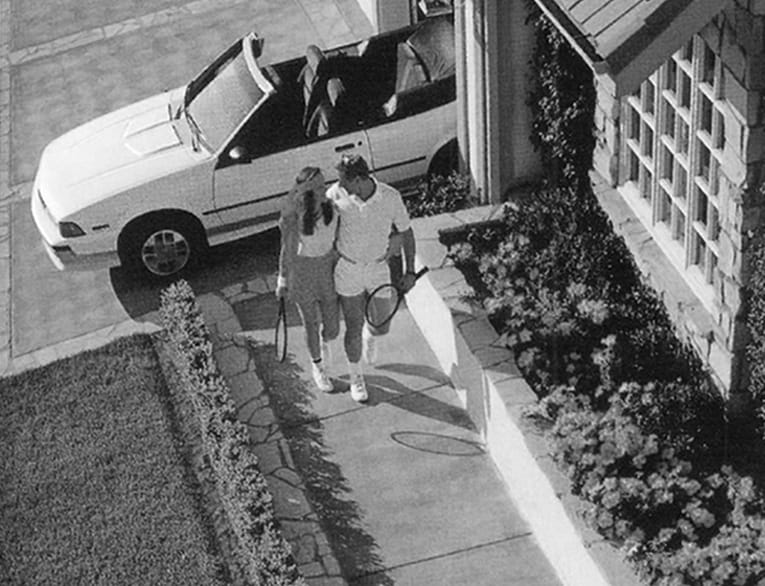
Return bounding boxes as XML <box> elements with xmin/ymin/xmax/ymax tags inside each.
<box><xmin>399</xmin><ymin>272</ymin><xmax>417</xmax><ymax>294</ymax></box>
<box><xmin>275</xmin><ymin>282</ymin><xmax>288</xmax><ymax>299</ymax></box>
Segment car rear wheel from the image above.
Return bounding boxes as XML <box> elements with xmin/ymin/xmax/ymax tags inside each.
<box><xmin>120</xmin><ymin>215</ymin><xmax>207</xmax><ymax>280</ymax></box>
<box><xmin>427</xmin><ymin>140</ymin><xmax>459</xmax><ymax>180</ymax></box>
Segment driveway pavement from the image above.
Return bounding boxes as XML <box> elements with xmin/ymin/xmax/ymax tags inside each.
<box><xmin>0</xmin><ymin>2</ymin><xmax>618</xmax><ymax>585</ymax></box>
<box><xmin>0</xmin><ymin>0</ymin><xmax>372</xmax><ymax>367</ymax></box>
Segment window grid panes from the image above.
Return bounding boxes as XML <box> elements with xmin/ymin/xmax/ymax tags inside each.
<box><xmin>621</xmin><ymin>36</ymin><xmax>723</xmax><ymax>287</ymax></box>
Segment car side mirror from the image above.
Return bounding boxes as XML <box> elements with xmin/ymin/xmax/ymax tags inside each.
<box><xmin>229</xmin><ymin>145</ymin><xmax>250</xmax><ymax>162</ymax></box>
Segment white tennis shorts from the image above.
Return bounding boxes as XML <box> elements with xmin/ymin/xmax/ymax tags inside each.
<box><xmin>334</xmin><ymin>256</ymin><xmax>389</xmax><ymax>297</ymax></box>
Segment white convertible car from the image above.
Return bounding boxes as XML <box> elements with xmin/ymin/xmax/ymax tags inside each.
<box><xmin>31</xmin><ymin>16</ymin><xmax>457</xmax><ymax>279</ymax></box>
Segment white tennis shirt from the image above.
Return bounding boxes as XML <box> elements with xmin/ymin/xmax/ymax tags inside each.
<box><xmin>327</xmin><ymin>179</ymin><xmax>411</xmax><ymax>263</ymax></box>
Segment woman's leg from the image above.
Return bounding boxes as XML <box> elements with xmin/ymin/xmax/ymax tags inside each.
<box><xmin>318</xmin><ymin>254</ymin><xmax>340</xmax><ymax>343</ymax></box>
<box><xmin>296</xmin><ymin>299</ymin><xmax>322</xmax><ymax>361</ymax></box>
<box><xmin>320</xmin><ymin>295</ymin><xmax>340</xmax><ymax>342</ymax></box>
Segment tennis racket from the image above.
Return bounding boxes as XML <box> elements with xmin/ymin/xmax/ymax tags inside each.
<box><xmin>274</xmin><ymin>297</ymin><xmax>288</xmax><ymax>362</ymax></box>
<box><xmin>364</xmin><ymin>267</ymin><xmax>429</xmax><ymax>329</ymax></box>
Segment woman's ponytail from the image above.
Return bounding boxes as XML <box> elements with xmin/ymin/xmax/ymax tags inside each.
<box><xmin>302</xmin><ymin>189</ymin><xmax>316</xmax><ymax>235</ymax></box>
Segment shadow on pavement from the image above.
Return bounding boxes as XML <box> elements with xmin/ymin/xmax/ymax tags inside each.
<box><xmin>362</xmin><ymin>373</ymin><xmax>476</xmax><ymax>431</ymax></box>
<box><xmin>246</xmin><ymin>339</ymin><xmax>394</xmax><ymax>585</ymax></box>
<box><xmin>110</xmin><ymin>229</ymin><xmax>281</xmax><ymax>319</ymax></box>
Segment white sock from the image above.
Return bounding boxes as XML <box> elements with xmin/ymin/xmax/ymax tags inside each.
<box><xmin>348</xmin><ymin>361</ymin><xmax>363</xmax><ymax>378</ymax></box>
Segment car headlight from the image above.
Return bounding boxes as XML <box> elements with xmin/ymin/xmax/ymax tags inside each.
<box><xmin>59</xmin><ymin>222</ymin><xmax>86</xmax><ymax>238</ymax></box>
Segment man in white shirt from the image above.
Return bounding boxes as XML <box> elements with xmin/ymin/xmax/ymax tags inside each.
<box><xmin>327</xmin><ymin>154</ymin><xmax>417</xmax><ymax>402</ymax></box>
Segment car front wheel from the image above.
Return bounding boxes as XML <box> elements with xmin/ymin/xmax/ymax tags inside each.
<box><xmin>120</xmin><ymin>215</ymin><xmax>207</xmax><ymax>280</ymax></box>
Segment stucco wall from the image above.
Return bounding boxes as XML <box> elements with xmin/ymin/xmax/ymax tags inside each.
<box><xmin>495</xmin><ymin>0</ymin><xmax>540</xmax><ymax>193</ymax></box>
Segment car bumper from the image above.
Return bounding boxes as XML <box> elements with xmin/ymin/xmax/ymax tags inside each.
<box><xmin>39</xmin><ymin>238</ymin><xmax>119</xmax><ymax>271</ymax></box>
<box><xmin>31</xmin><ymin>186</ymin><xmax>119</xmax><ymax>271</ymax></box>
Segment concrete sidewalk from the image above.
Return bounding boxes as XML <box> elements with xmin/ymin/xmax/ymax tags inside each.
<box><xmin>197</xmin><ymin>207</ymin><xmax>646</xmax><ymax>585</ymax></box>
<box><xmin>203</xmin><ymin>284</ymin><xmax>562</xmax><ymax>585</ymax></box>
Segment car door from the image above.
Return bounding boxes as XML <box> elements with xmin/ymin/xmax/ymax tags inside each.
<box><xmin>211</xmin><ymin>111</ymin><xmax>371</xmax><ymax>242</ymax></box>
<box><xmin>365</xmin><ymin>78</ymin><xmax>456</xmax><ymax>187</ymax></box>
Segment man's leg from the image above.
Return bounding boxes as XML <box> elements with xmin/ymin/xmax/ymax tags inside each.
<box><xmin>339</xmin><ymin>293</ymin><xmax>369</xmax><ymax>402</ymax></box>
<box><xmin>339</xmin><ymin>293</ymin><xmax>365</xmax><ymax>363</ymax></box>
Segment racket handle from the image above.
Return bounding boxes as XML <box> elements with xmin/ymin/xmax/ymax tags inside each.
<box><xmin>414</xmin><ymin>266</ymin><xmax>429</xmax><ymax>279</ymax></box>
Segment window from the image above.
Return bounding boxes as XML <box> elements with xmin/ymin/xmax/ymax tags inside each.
<box><xmin>698</xmin><ymin>142</ymin><xmax>711</xmax><ymax>184</ymax></box>
<box><xmin>700</xmin><ymin>94</ymin><xmax>713</xmax><ymax>135</ymax></box>
<box><xmin>665</xmin><ymin>59</ymin><xmax>677</xmax><ymax>94</ymax></box>
<box><xmin>677</xmin><ymin>119</ymin><xmax>689</xmax><ymax>156</ymax></box>
<box><xmin>702</xmin><ymin>43</ymin><xmax>716</xmax><ymax>85</ymax></box>
<box><xmin>680</xmin><ymin>39</ymin><xmax>693</xmax><ymax>63</ymax></box>
<box><xmin>642</xmin><ymin>79</ymin><xmax>656</xmax><ymax>115</ymax></box>
<box><xmin>679</xmin><ymin>71</ymin><xmax>692</xmax><ymax>109</ymax></box>
<box><xmin>619</xmin><ymin>34</ymin><xmax>727</xmax><ymax>293</ymax></box>
<box><xmin>661</xmin><ymin>144</ymin><xmax>674</xmax><ymax>182</ymax></box>
<box><xmin>642</xmin><ymin>123</ymin><xmax>654</xmax><ymax>157</ymax></box>
<box><xmin>714</xmin><ymin>109</ymin><xmax>725</xmax><ymax>149</ymax></box>
<box><xmin>663</xmin><ymin>101</ymin><xmax>676</xmax><ymax>140</ymax></box>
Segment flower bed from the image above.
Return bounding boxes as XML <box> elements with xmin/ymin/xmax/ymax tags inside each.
<box><xmin>445</xmin><ymin>186</ymin><xmax>765</xmax><ymax>585</ymax></box>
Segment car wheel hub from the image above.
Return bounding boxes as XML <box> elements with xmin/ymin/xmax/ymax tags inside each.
<box><xmin>141</xmin><ymin>229</ymin><xmax>190</xmax><ymax>276</ymax></box>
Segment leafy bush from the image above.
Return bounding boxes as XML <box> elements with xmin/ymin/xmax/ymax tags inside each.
<box><xmin>406</xmin><ymin>171</ymin><xmax>475</xmax><ymax>218</ymax></box>
<box><xmin>540</xmin><ymin>385</ymin><xmax>765</xmax><ymax>585</ymax></box>
<box><xmin>746</xmin><ymin>224</ymin><xmax>765</xmax><ymax>433</ymax></box>
<box><xmin>526</xmin><ymin>1</ymin><xmax>595</xmax><ymax>189</ymax></box>
<box><xmin>161</xmin><ymin>280</ymin><xmax>304</xmax><ymax>586</ymax></box>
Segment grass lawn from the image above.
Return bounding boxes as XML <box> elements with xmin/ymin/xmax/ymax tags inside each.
<box><xmin>0</xmin><ymin>334</ymin><xmax>227</xmax><ymax>585</ymax></box>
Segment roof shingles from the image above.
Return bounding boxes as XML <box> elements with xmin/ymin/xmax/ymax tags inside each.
<box><xmin>533</xmin><ymin>0</ymin><xmax>725</xmax><ymax>95</ymax></box>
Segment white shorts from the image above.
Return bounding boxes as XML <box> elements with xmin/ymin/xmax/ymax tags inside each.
<box><xmin>334</xmin><ymin>256</ymin><xmax>389</xmax><ymax>297</ymax></box>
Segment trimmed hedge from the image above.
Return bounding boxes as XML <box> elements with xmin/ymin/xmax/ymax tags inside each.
<box><xmin>160</xmin><ymin>280</ymin><xmax>304</xmax><ymax>586</ymax></box>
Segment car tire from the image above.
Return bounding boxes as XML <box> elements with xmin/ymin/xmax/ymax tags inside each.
<box><xmin>428</xmin><ymin>140</ymin><xmax>459</xmax><ymax>180</ymax></box>
<box><xmin>120</xmin><ymin>214</ymin><xmax>207</xmax><ymax>281</ymax></box>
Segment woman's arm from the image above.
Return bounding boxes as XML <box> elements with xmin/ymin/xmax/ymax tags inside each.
<box><xmin>277</xmin><ymin>207</ymin><xmax>299</xmax><ymax>298</ymax></box>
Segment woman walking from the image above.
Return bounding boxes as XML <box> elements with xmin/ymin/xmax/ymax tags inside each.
<box><xmin>276</xmin><ymin>166</ymin><xmax>340</xmax><ymax>392</ymax></box>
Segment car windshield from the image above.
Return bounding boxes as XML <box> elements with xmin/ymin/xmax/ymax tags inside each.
<box><xmin>186</xmin><ymin>41</ymin><xmax>265</xmax><ymax>152</ymax></box>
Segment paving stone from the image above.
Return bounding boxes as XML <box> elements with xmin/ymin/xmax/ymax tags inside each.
<box><xmin>252</xmin><ymin>440</ymin><xmax>282</xmax><ymax>475</ymax></box>
<box><xmin>214</xmin><ymin>345</ymin><xmax>249</xmax><ymax>376</ymax></box>
<box><xmin>291</xmin><ymin>534</ymin><xmax>319</xmax><ymax>565</ymax></box>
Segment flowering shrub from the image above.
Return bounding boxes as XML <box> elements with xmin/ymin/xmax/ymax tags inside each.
<box><xmin>161</xmin><ymin>280</ymin><xmax>303</xmax><ymax>586</ymax></box>
<box><xmin>541</xmin><ymin>385</ymin><xmax>765</xmax><ymax>585</ymax></box>
<box><xmin>406</xmin><ymin>171</ymin><xmax>475</xmax><ymax>218</ymax></box>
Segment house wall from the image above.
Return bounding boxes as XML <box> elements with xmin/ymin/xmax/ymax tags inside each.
<box><xmin>455</xmin><ymin>0</ymin><xmax>541</xmax><ymax>203</ymax></box>
<box><xmin>590</xmin><ymin>1</ymin><xmax>765</xmax><ymax>396</ymax></box>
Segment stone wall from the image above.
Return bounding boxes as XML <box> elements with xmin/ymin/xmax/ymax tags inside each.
<box><xmin>703</xmin><ymin>2</ymin><xmax>765</xmax><ymax>391</ymax></box>
<box><xmin>590</xmin><ymin>2</ymin><xmax>765</xmax><ymax>394</ymax></box>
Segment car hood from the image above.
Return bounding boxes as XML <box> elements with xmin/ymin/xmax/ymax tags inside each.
<box><xmin>38</xmin><ymin>88</ymin><xmax>202</xmax><ymax>218</ymax></box>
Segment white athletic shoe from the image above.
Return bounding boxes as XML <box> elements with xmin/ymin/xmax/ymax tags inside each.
<box><xmin>312</xmin><ymin>360</ymin><xmax>333</xmax><ymax>393</ymax></box>
<box><xmin>350</xmin><ymin>374</ymin><xmax>368</xmax><ymax>403</ymax></box>
<box><xmin>362</xmin><ymin>327</ymin><xmax>378</xmax><ymax>365</ymax></box>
